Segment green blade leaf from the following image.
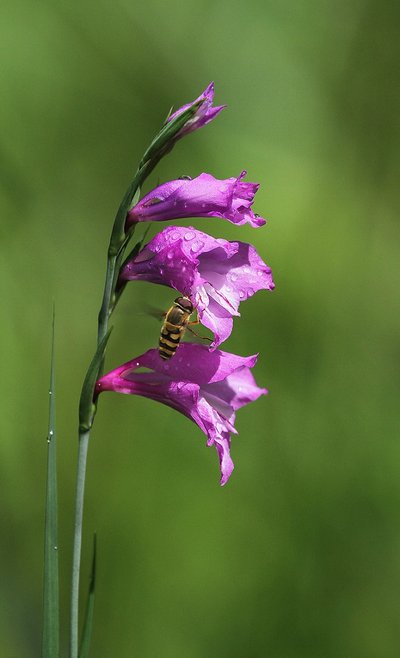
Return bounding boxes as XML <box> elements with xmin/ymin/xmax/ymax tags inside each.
<box><xmin>79</xmin><ymin>534</ymin><xmax>97</xmax><ymax>658</ymax></box>
<box><xmin>79</xmin><ymin>328</ymin><xmax>113</xmax><ymax>432</ymax></box>
<box><xmin>42</xmin><ymin>306</ymin><xmax>59</xmax><ymax>658</ymax></box>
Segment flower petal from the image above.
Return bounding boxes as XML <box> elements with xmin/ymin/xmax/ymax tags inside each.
<box><xmin>126</xmin><ymin>172</ymin><xmax>266</xmax><ymax>227</ymax></box>
<box><xmin>96</xmin><ymin>344</ymin><xmax>267</xmax><ymax>485</ymax></box>
<box><xmin>120</xmin><ymin>226</ymin><xmax>274</xmax><ymax>348</ymax></box>
<box><xmin>167</xmin><ymin>82</ymin><xmax>226</xmax><ymax>139</ymax></box>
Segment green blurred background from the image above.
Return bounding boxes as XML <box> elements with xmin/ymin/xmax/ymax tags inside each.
<box><xmin>1</xmin><ymin>0</ymin><xmax>400</xmax><ymax>656</ymax></box>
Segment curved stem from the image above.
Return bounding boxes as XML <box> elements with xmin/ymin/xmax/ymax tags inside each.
<box><xmin>97</xmin><ymin>253</ymin><xmax>118</xmax><ymax>345</ymax></box>
<box><xmin>69</xmin><ymin>108</ymin><xmax>189</xmax><ymax>658</ymax></box>
<box><xmin>70</xmin><ymin>430</ymin><xmax>90</xmax><ymax>658</ymax></box>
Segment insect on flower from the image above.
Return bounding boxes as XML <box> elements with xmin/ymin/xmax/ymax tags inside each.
<box><xmin>159</xmin><ymin>296</ymin><xmax>210</xmax><ymax>360</ymax></box>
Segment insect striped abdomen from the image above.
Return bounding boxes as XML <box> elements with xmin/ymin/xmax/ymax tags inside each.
<box><xmin>159</xmin><ymin>321</ymin><xmax>183</xmax><ymax>359</ymax></box>
<box><xmin>158</xmin><ymin>301</ymin><xmax>192</xmax><ymax>360</ymax></box>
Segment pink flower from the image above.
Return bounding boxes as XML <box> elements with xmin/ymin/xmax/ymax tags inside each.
<box><xmin>126</xmin><ymin>172</ymin><xmax>266</xmax><ymax>228</ymax></box>
<box><xmin>96</xmin><ymin>344</ymin><xmax>267</xmax><ymax>485</ymax></box>
<box><xmin>167</xmin><ymin>82</ymin><xmax>225</xmax><ymax>140</ymax></box>
<box><xmin>120</xmin><ymin>226</ymin><xmax>274</xmax><ymax>348</ymax></box>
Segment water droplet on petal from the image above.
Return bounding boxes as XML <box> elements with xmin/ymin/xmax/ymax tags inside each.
<box><xmin>171</xmin><ymin>231</ymin><xmax>180</xmax><ymax>240</ymax></box>
<box><xmin>257</xmin><ymin>270</ymin><xmax>264</xmax><ymax>277</ymax></box>
<box><xmin>239</xmin><ymin>290</ymin><xmax>245</xmax><ymax>299</ymax></box>
<box><xmin>184</xmin><ymin>231</ymin><xmax>195</xmax><ymax>241</ymax></box>
<box><xmin>167</xmin><ymin>250</ymin><xmax>174</xmax><ymax>260</ymax></box>
<box><xmin>190</xmin><ymin>240</ymin><xmax>203</xmax><ymax>253</ymax></box>
<box><xmin>248</xmin><ymin>287</ymin><xmax>254</xmax><ymax>296</ymax></box>
<box><xmin>230</xmin><ymin>273</ymin><xmax>238</xmax><ymax>282</ymax></box>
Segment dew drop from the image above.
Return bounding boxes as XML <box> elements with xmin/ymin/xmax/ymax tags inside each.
<box><xmin>190</xmin><ymin>240</ymin><xmax>203</xmax><ymax>253</ymax></box>
<box><xmin>248</xmin><ymin>288</ymin><xmax>254</xmax><ymax>296</ymax></box>
<box><xmin>239</xmin><ymin>290</ymin><xmax>245</xmax><ymax>299</ymax></box>
<box><xmin>49</xmin><ymin>430</ymin><xmax>54</xmax><ymax>437</ymax></box>
<box><xmin>257</xmin><ymin>270</ymin><xmax>264</xmax><ymax>277</ymax></box>
<box><xmin>167</xmin><ymin>250</ymin><xmax>174</xmax><ymax>260</ymax></box>
<box><xmin>171</xmin><ymin>231</ymin><xmax>180</xmax><ymax>240</ymax></box>
<box><xmin>184</xmin><ymin>231</ymin><xmax>195</xmax><ymax>241</ymax></box>
<box><xmin>230</xmin><ymin>273</ymin><xmax>238</xmax><ymax>282</ymax></box>
<box><xmin>54</xmin><ymin>545</ymin><xmax>58</xmax><ymax>551</ymax></box>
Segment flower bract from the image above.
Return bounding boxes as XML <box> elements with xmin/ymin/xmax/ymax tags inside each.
<box><xmin>167</xmin><ymin>82</ymin><xmax>225</xmax><ymax>140</ymax></box>
<box><xmin>96</xmin><ymin>344</ymin><xmax>267</xmax><ymax>485</ymax></box>
<box><xmin>120</xmin><ymin>225</ymin><xmax>274</xmax><ymax>348</ymax></box>
<box><xmin>126</xmin><ymin>172</ymin><xmax>266</xmax><ymax>228</ymax></box>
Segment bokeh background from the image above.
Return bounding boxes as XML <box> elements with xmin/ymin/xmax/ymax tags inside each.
<box><xmin>2</xmin><ymin>1</ymin><xmax>400</xmax><ymax>656</ymax></box>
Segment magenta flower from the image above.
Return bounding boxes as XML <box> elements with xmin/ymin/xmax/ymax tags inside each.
<box><xmin>96</xmin><ymin>343</ymin><xmax>267</xmax><ymax>485</ymax></box>
<box><xmin>167</xmin><ymin>82</ymin><xmax>225</xmax><ymax>139</ymax></box>
<box><xmin>126</xmin><ymin>172</ymin><xmax>266</xmax><ymax>228</ymax></box>
<box><xmin>120</xmin><ymin>225</ymin><xmax>274</xmax><ymax>348</ymax></box>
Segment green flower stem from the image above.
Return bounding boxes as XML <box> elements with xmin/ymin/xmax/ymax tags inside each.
<box><xmin>70</xmin><ymin>99</ymin><xmax>202</xmax><ymax>658</ymax></box>
<box><xmin>70</xmin><ymin>170</ymin><xmax>142</xmax><ymax>658</ymax></box>
<box><xmin>70</xmin><ymin>430</ymin><xmax>90</xmax><ymax>658</ymax></box>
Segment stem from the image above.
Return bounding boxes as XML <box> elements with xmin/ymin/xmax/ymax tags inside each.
<box><xmin>70</xmin><ymin>430</ymin><xmax>90</xmax><ymax>658</ymax></box>
<box><xmin>97</xmin><ymin>253</ymin><xmax>118</xmax><ymax>345</ymax></box>
<box><xmin>69</xmin><ymin>103</ymin><xmax>195</xmax><ymax>658</ymax></box>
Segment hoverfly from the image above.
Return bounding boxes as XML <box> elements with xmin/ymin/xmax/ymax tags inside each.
<box><xmin>159</xmin><ymin>296</ymin><xmax>208</xmax><ymax>360</ymax></box>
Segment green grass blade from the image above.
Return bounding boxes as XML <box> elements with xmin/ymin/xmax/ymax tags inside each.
<box><xmin>42</xmin><ymin>307</ymin><xmax>59</xmax><ymax>658</ymax></box>
<box><xmin>79</xmin><ymin>533</ymin><xmax>97</xmax><ymax>658</ymax></box>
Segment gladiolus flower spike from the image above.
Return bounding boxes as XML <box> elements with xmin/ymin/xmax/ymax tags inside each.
<box><xmin>96</xmin><ymin>344</ymin><xmax>267</xmax><ymax>486</ymax></box>
<box><xmin>120</xmin><ymin>225</ymin><xmax>275</xmax><ymax>348</ymax></box>
<box><xmin>95</xmin><ymin>82</ymin><xmax>274</xmax><ymax>486</ymax></box>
